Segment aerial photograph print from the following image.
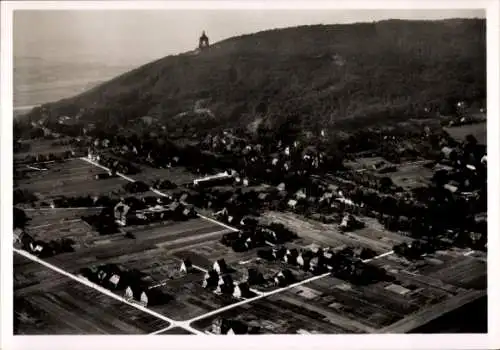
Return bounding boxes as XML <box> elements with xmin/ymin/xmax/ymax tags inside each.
<box><xmin>8</xmin><ymin>4</ymin><xmax>490</xmax><ymax>339</ymax></box>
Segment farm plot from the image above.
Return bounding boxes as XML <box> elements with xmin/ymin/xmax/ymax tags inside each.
<box><xmin>15</xmin><ymin>159</ymin><xmax>130</xmax><ymax>199</ymax></box>
<box><xmin>130</xmin><ymin>165</ymin><xmax>197</xmax><ymax>186</ymax></box>
<box><xmin>24</xmin><ymin>217</ymin><xmax>98</xmax><ymax>250</ymax></box>
<box><xmin>30</xmin><ymin>218</ymin><xmax>228</xmax><ymax>273</ymax></box>
<box><xmin>17</xmin><ymin>216</ymin><xmax>240</xmax><ymax>322</ymax></box>
<box><xmin>121</xmin><ymin>218</ymin><xmax>227</xmax><ymax>247</ymax></box>
<box><xmin>372</xmin><ymin>250</ymin><xmax>487</xmax><ymax>291</ymax></box>
<box><xmin>191</xmin><ymin>290</ymin><xmax>364</xmax><ymax>334</ymax></box>
<box><xmin>382</xmin><ymin>161</ymin><xmax>434</xmax><ymax>190</ymax></box>
<box><xmin>261</xmin><ymin>211</ymin><xmax>390</xmax><ymax>254</ymax></box>
<box><xmin>415</xmin><ymin>254</ymin><xmax>486</xmax><ymax>290</ymax></box>
<box><xmin>14</xmin><ymin>139</ymin><xmax>75</xmax><ymax>162</ymax></box>
<box><xmin>445</xmin><ymin>121</ymin><xmax>487</xmax><ymax>145</ymax></box>
<box><xmin>22</xmin><ymin>207</ymin><xmax>102</xmax><ymax>228</ymax></box>
<box><xmin>292</xmin><ymin>271</ymin><xmax>455</xmax><ymax>332</ymax></box>
<box><xmin>14</xmin><ymin>255</ymin><xmax>170</xmax><ymax>334</ymax></box>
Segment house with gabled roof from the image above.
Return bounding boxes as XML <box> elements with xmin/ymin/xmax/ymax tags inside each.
<box><xmin>180</xmin><ymin>258</ymin><xmax>193</xmax><ymax>274</ymax></box>
<box><xmin>233</xmin><ymin>282</ymin><xmax>252</xmax><ymax>298</ymax></box>
<box><xmin>274</xmin><ymin>269</ymin><xmax>295</xmax><ymax>287</ymax></box>
<box><xmin>284</xmin><ymin>248</ymin><xmax>299</xmax><ymax>265</ymax></box>
<box><xmin>203</xmin><ymin>269</ymin><xmax>219</xmax><ymax>289</ymax></box>
<box><xmin>297</xmin><ymin>250</ymin><xmax>313</xmax><ymax>270</ymax></box>
<box><xmin>213</xmin><ymin>259</ymin><xmax>229</xmax><ymax>274</ymax></box>
<box><xmin>215</xmin><ymin>275</ymin><xmax>234</xmax><ymax>295</ymax></box>
<box><xmin>246</xmin><ymin>268</ymin><xmax>266</xmax><ymax>286</ymax></box>
<box><xmin>13</xmin><ymin>228</ymin><xmax>23</xmax><ymax>245</ymax></box>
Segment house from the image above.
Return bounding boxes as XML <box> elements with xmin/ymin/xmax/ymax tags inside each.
<box><xmin>109</xmin><ymin>273</ymin><xmax>121</xmax><ymax>289</ymax></box>
<box><xmin>444</xmin><ymin>183</ymin><xmax>459</xmax><ymax>193</ymax></box>
<box><xmin>258</xmin><ymin>192</ymin><xmax>269</xmax><ymax>202</ymax></box>
<box><xmin>215</xmin><ymin>275</ymin><xmax>234</xmax><ymax>295</ymax></box>
<box><xmin>441</xmin><ymin>146</ymin><xmax>457</xmax><ymax>160</ymax></box>
<box><xmin>213</xmin><ymin>259</ymin><xmax>229</xmax><ymax>274</ymax></box>
<box><xmin>19</xmin><ymin>232</ymin><xmax>33</xmax><ymax>250</ymax></box>
<box><xmin>287</xmin><ymin>199</ymin><xmax>298</xmax><ymax>209</ymax></box>
<box><xmin>339</xmin><ymin>214</ymin><xmax>365</xmax><ymax>231</ymax></box>
<box><xmin>277</xmin><ymin>182</ymin><xmax>286</xmax><ymax>192</ymax></box>
<box><xmin>295</xmin><ymin>189</ymin><xmax>307</xmax><ymax>200</ymax></box>
<box><xmin>215</xmin><ymin>207</ymin><xmax>229</xmax><ymax>219</ymax></box>
<box><xmin>29</xmin><ymin>240</ymin><xmax>45</xmax><ymax>254</ymax></box>
<box><xmin>309</xmin><ymin>256</ymin><xmax>324</xmax><ymax>274</ymax></box>
<box><xmin>13</xmin><ymin>228</ymin><xmax>23</xmax><ymax>244</ymax></box>
<box><xmin>272</xmin><ymin>246</ymin><xmax>287</xmax><ymax>260</ymax></box>
<box><xmin>139</xmin><ymin>288</ymin><xmax>168</xmax><ymax>307</ymax></box>
<box><xmin>211</xmin><ymin>318</ymin><xmax>248</xmax><ymax>335</ymax></box>
<box><xmin>297</xmin><ymin>250</ymin><xmax>313</xmax><ymax>270</ymax></box>
<box><xmin>179</xmin><ymin>259</ymin><xmax>193</xmax><ymax>273</ymax></box>
<box><xmin>182</xmin><ymin>205</ymin><xmax>197</xmax><ymax>219</ymax></box>
<box><xmin>284</xmin><ymin>248</ymin><xmax>299</xmax><ymax>265</ymax></box>
<box><xmin>94</xmin><ymin>172</ymin><xmax>113</xmax><ymax>180</ymax></box>
<box><xmin>274</xmin><ymin>269</ymin><xmax>295</xmax><ymax>287</ymax></box>
<box><xmin>203</xmin><ymin>269</ymin><xmax>219</xmax><ymax>289</ymax></box>
<box><xmin>233</xmin><ymin>282</ymin><xmax>252</xmax><ymax>298</ymax></box>
<box><xmin>193</xmin><ymin>171</ymin><xmax>234</xmax><ymax>188</ymax></box>
<box><xmin>124</xmin><ymin>283</ymin><xmax>143</xmax><ymax>301</ymax></box>
<box><xmin>246</xmin><ymin>268</ymin><xmax>266</xmax><ymax>285</ymax></box>
<box><xmin>114</xmin><ymin>202</ymin><xmax>131</xmax><ymax>226</ymax></box>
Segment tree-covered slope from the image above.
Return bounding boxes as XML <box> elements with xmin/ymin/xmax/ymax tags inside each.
<box><xmin>25</xmin><ymin>19</ymin><xmax>486</xmax><ymax>132</ymax></box>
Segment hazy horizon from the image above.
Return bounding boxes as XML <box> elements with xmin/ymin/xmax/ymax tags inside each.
<box><xmin>14</xmin><ymin>9</ymin><xmax>485</xmax><ymax>67</ymax></box>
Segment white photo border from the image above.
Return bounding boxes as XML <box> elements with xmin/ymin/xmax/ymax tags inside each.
<box><xmin>1</xmin><ymin>1</ymin><xmax>498</xmax><ymax>349</ymax></box>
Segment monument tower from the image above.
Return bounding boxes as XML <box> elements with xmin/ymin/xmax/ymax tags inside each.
<box><xmin>199</xmin><ymin>31</ymin><xmax>210</xmax><ymax>50</ymax></box>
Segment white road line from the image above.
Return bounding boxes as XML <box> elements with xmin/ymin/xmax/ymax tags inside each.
<box><xmin>196</xmin><ymin>214</ymin><xmax>239</xmax><ymax>232</ymax></box>
<box><xmin>464</xmin><ymin>250</ymin><xmax>476</xmax><ymax>256</ymax></box>
<box><xmin>362</xmin><ymin>250</ymin><xmax>394</xmax><ymax>263</ymax></box>
<box><xmin>22</xmin><ymin>207</ymin><xmax>105</xmax><ymax>211</ymax></box>
<box><xmin>80</xmin><ymin>157</ymin><xmax>240</xmax><ymax>232</ymax></box>
<box><xmin>13</xmin><ymin>248</ymin><xmax>202</xmax><ymax>335</ymax></box>
<box><xmin>29</xmin><ymin>218</ymin><xmax>82</xmax><ymax>229</ymax></box>
<box><xmin>148</xmin><ymin>324</ymin><xmax>174</xmax><ymax>335</ymax></box>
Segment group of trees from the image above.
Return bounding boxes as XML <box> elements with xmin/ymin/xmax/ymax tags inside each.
<box><xmin>15</xmin><ymin>150</ymin><xmax>78</xmax><ymax>164</ymax></box>
<box><xmin>97</xmin><ymin>154</ymin><xmax>140</xmax><ymax>175</ymax></box>
<box><xmin>220</xmin><ymin>221</ymin><xmax>297</xmax><ymax>253</ymax></box>
<box><xmin>20</xmin><ymin>233</ymin><xmax>75</xmax><ymax>258</ymax></box>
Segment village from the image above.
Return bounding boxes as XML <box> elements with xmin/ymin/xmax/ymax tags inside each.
<box><xmin>12</xmin><ymin>98</ymin><xmax>487</xmax><ymax>334</ymax></box>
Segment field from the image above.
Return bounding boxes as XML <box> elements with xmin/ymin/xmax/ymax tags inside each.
<box><xmin>15</xmin><ymin>159</ymin><xmax>132</xmax><ymax>200</ymax></box>
<box><xmin>190</xmin><ymin>248</ymin><xmax>486</xmax><ymax>334</ymax></box>
<box><xmin>14</xmin><ymin>255</ymin><xmax>170</xmax><ymax>334</ymax></box>
<box><xmin>444</xmin><ymin>121</ymin><xmax>487</xmax><ymax>145</ymax></box>
<box><xmin>14</xmin><ymin>139</ymin><xmax>75</xmax><ymax>162</ymax></box>
<box><xmin>383</xmin><ymin>161</ymin><xmax>434</xmax><ymax>190</ymax></box>
<box><xmin>261</xmin><ymin>211</ymin><xmax>412</xmax><ymax>253</ymax></box>
<box><xmin>13</xmin><ymin>153</ymin><xmax>487</xmax><ymax>335</ymax></box>
<box><xmin>130</xmin><ymin>165</ymin><xmax>197</xmax><ymax>186</ymax></box>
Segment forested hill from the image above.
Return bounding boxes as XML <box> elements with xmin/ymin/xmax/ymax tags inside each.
<box><xmin>24</xmin><ymin>18</ymin><xmax>486</xmax><ymax>133</ymax></box>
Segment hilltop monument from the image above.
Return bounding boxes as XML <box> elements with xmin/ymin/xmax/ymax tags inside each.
<box><xmin>199</xmin><ymin>31</ymin><xmax>209</xmax><ymax>50</ymax></box>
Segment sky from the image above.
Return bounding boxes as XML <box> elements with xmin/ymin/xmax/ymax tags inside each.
<box><xmin>13</xmin><ymin>9</ymin><xmax>485</xmax><ymax>67</ymax></box>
